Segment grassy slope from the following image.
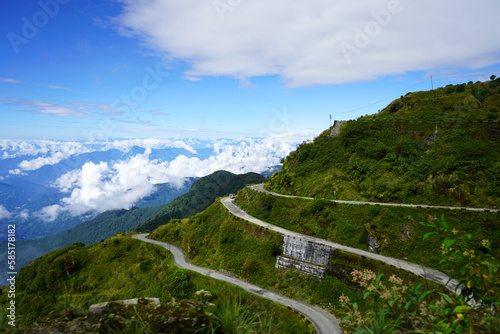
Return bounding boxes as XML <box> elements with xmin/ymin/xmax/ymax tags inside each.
<box><xmin>235</xmin><ymin>188</ymin><xmax>499</xmax><ymax>272</ymax></box>
<box><xmin>136</xmin><ymin>170</ymin><xmax>266</xmax><ymax>232</ymax></box>
<box><xmin>0</xmin><ymin>171</ymin><xmax>265</xmax><ymax>285</ymax></box>
<box><xmin>1</xmin><ymin>234</ymin><xmax>310</xmax><ymax>333</ymax></box>
<box><xmin>149</xmin><ymin>200</ymin><xmax>445</xmax><ymax>320</ymax></box>
<box><xmin>0</xmin><ymin>205</ymin><xmax>163</xmax><ymax>284</ymax></box>
<box><xmin>267</xmin><ymin>81</ymin><xmax>500</xmax><ymax>208</ymax></box>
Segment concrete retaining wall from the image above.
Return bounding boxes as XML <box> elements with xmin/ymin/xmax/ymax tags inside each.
<box><xmin>282</xmin><ymin>235</ymin><xmax>331</xmax><ymax>266</ymax></box>
<box><xmin>276</xmin><ymin>256</ymin><xmax>326</xmax><ymax>280</ymax></box>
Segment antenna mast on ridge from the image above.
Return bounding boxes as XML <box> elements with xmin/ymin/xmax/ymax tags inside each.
<box><xmin>430</xmin><ymin>75</ymin><xmax>434</xmax><ymax>90</ymax></box>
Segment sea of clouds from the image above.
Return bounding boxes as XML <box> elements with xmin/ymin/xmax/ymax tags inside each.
<box><xmin>0</xmin><ymin>130</ymin><xmax>319</xmax><ymax>222</ymax></box>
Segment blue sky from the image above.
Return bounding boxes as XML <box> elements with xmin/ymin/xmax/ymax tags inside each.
<box><xmin>1</xmin><ymin>0</ymin><xmax>500</xmax><ymax>141</ymax></box>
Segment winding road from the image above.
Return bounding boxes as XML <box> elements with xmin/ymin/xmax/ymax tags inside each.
<box><xmin>250</xmin><ymin>183</ymin><xmax>500</xmax><ymax>213</ymax></box>
<box><xmin>221</xmin><ymin>194</ymin><xmax>462</xmax><ymax>294</ymax></box>
<box><xmin>131</xmin><ymin>182</ymin><xmax>492</xmax><ymax>332</ymax></box>
<box><xmin>132</xmin><ymin>233</ymin><xmax>341</xmax><ymax>334</ymax></box>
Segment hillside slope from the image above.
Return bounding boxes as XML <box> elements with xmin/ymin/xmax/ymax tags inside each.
<box><xmin>1</xmin><ymin>234</ymin><xmax>310</xmax><ymax>333</ymax></box>
<box><xmin>136</xmin><ymin>170</ymin><xmax>266</xmax><ymax>232</ymax></box>
<box><xmin>0</xmin><ymin>171</ymin><xmax>265</xmax><ymax>285</ymax></box>
<box><xmin>267</xmin><ymin>80</ymin><xmax>500</xmax><ymax>208</ymax></box>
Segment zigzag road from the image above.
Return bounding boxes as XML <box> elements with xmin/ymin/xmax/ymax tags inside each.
<box><xmin>250</xmin><ymin>183</ymin><xmax>500</xmax><ymax>213</ymax></box>
<box><xmin>132</xmin><ymin>233</ymin><xmax>341</xmax><ymax>334</ymax></box>
<box><xmin>221</xmin><ymin>193</ymin><xmax>462</xmax><ymax>294</ymax></box>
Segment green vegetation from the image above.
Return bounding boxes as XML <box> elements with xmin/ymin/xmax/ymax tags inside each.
<box><xmin>0</xmin><ymin>234</ymin><xmax>310</xmax><ymax>333</ymax></box>
<box><xmin>3</xmin><ymin>81</ymin><xmax>500</xmax><ymax>332</ymax></box>
<box><xmin>137</xmin><ymin>170</ymin><xmax>265</xmax><ymax>232</ymax></box>
<box><xmin>340</xmin><ymin>217</ymin><xmax>499</xmax><ymax>333</ymax></box>
<box><xmin>149</xmin><ymin>200</ymin><xmax>451</xmax><ymax>323</ymax></box>
<box><xmin>235</xmin><ymin>187</ymin><xmax>499</xmax><ymax>272</ymax></box>
<box><xmin>267</xmin><ymin>81</ymin><xmax>500</xmax><ymax>208</ymax></box>
<box><xmin>149</xmin><ymin>200</ymin><xmax>360</xmax><ymax>310</ymax></box>
<box><xmin>0</xmin><ymin>170</ymin><xmax>265</xmax><ymax>285</ymax></box>
<box><xmin>0</xmin><ymin>205</ymin><xmax>164</xmax><ymax>284</ymax></box>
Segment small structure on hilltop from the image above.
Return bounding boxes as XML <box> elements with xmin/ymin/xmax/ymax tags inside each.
<box><xmin>330</xmin><ymin>120</ymin><xmax>348</xmax><ymax>136</ymax></box>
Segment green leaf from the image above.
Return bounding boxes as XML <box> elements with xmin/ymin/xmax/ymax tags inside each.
<box><xmin>363</xmin><ymin>291</ymin><xmax>372</xmax><ymax>299</ymax></box>
<box><xmin>440</xmin><ymin>215</ymin><xmax>449</xmax><ymax>231</ymax></box>
<box><xmin>375</xmin><ymin>273</ymin><xmax>383</xmax><ymax>288</ymax></box>
<box><xmin>418</xmin><ymin>290</ymin><xmax>433</xmax><ymax>303</ymax></box>
<box><xmin>423</xmin><ymin>231</ymin><xmax>438</xmax><ymax>240</ymax></box>
<box><xmin>442</xmin><ymin>293</ymin><xmax>454</xmax><ymax>304</ymax></box>
<box><xmin>465</xmin><ymin>234</ymin><xmax>472</xmax><ymax>240</ymax></box>
<box><xmin>453</xmin><ymin>305</ymin><xmax>472</xmax><ymax>313</ymax></box>
<box><xmin>443</xmin><ymin>238</ymin><xmax>456</xmax><ymax>249</ymax></box>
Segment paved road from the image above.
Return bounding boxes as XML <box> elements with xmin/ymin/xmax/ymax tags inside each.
<box><xmin>132</xmin><ymin>233</ymin><xmax>341</xmax><ymax>334</ymax></box>
<box><xmin>221</xmin><ymin>197</ymin><xmax>461</xmax><ymax>294</ymax></box>
<box><xmin>250</xmin><ymin>183</ymin><xmax>500</xmax><ymax>213</ymax></box>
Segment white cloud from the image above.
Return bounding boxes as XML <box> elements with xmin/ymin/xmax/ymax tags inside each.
<box><xmin>34</xmin><ymin>205</ymin><xmax>62</xmax><ymax>223</ymax></box>
<box><xmin>0</xmin><ymin>140</ymin><xmax>92</xmax><ymax>172</ymax></box>
<box><xmin>18</xmin><ymin>209</ymin><xmax>29</xmax><ymax>220</ymax></box>
<box><xmin>0</xmin><ymin>77</ymin><xmax>77</xmax><ymax>92</ymax></box>
<box><xmin>0</xmin><ymin>205</ymin><xmax>12</xmax><ymax>220</ymax></box>
<box><xmin>0</xmin><ymin>139</ymin><xmax>49</xmax><ymax>157</ymax></box>
<box><xmin>0</xmin><ymin>97</ymin><xmax>89</xmax><ymax>117</ymax></box>
<box><xmin>17</xmin><ymin>142</ymin><xmax>91</xmax><ymax>171</ymax></box>
<box><xmin>53</xmin><ymin>150</ymin><xmax>174</xmax><ymax>216</ymax></box>
<box><xmin>42</xmin><ymin>130</ymin><xmax>318</xmax><ymax>220</ymax></box>
<box><xmin>98</xmin><ymin>138</ymin><xmax>197</xmax><ymax>154</ymax></box>
<box><xmin>8</xmin><ymin>169</ymin><xmax>25</xmax><ymax>175</ymax></box>
<box><xmin>114</xmin><ymin>0</ymin><xmax>500</xmax><ymax>87</ymax></box>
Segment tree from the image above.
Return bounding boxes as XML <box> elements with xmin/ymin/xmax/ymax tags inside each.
<box><xmin>490</xmin><ymin>75</ymin><xmax>497</xmax><ymax>81</ymax></box>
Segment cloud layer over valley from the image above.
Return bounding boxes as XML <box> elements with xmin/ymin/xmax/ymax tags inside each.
<box><xmin>0</xmin><ymin>131</ymin><xmax>318</xmax><ymax>222</ymax></box>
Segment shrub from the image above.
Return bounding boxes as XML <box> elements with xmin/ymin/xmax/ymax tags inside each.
<box><xmin>309</xmin><ymin>198</ymin><xmax>325</xmax><ymax>214</ymax></box>
<box><xmin>456</xmin><ymin>84</ymin><xmax>466</xmax><ymax>93</ymax></box>
<box><xmin>340</xmin><ymin>216</ymin><xmax>499</xmax><ymax>333</ymax></box>
<box><xmin>168</xmin><ymin>271</ymin><xmax>195</xmax><ymax>299</ymax></box>
<box><xmin>298</xmin><ymin>150</ymin><xmax>309</xmax><ymax>162</ymax></box>
<box><xmin>309</xmin><ymin>149</ymin><xmax>318</xmax><ymax>159</ymax></box>
<box><xmin>269</xmin><ymin>243</ymin><xmax>281</xmax><ymax>257</ymax></box>
<box><xmin>139</xmin><ymin>260</ymin><xmax>151</xmax><ymax>271</ymax></box>
<box><xmin>113</xmin><ymin>239</ymin><xmax>120</xmax><ymax>245</ymax></box>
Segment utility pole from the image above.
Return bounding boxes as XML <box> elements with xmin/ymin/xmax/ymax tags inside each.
<box><xmin>430</xmin><ymin>75</ymin><xmax>434</xmax><ymax>90</ymax></box>
<box><xmin>330</xmin><ymin>114</ymin><xmax>332</xmax><ymax>127</ymax></box>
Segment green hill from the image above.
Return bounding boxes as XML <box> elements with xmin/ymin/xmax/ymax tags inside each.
<box><xmin>3</xmin><ymin>81</ymin><xmax>499</xmax><ymax>333</ymax></box>
<box><xmin>267</xmin><ymin>80</ymin><xmax>500</xmax><ymax>208</ymax></box>
<box><xmin>1</xmin><ymin>234</ymin><xmax>310</xmax><ymax>333</ymax></box>
<box><xmin>0</xmin><ymin>171</ymin><xmax>265</xmax><ymax>285</ymax></box>
<box><xmin>136</xmin><ymin>170</ymin><xmax>266</xmax><ymax>232</ymax></box>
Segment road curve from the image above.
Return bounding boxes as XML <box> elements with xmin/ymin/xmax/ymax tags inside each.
<box><xmin>132</xmin><ymin>233</ymin><xmax>341</xmax><ymax>334</ymax></box>
<box><xmin>221</xmin><ymin>197</ymin><xmax>461</xmax><ymax>294</ymax></box>
<box><xmin>250</xmin><ymin>183</ymin><xmax>500</xmax><ymax>213</ymax></box>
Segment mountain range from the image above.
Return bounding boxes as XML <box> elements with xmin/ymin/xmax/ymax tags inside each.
<box><xmin>2</xmin><ymin>79</ymin><xmax>499</xmax><ymax>333</ymax></box>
